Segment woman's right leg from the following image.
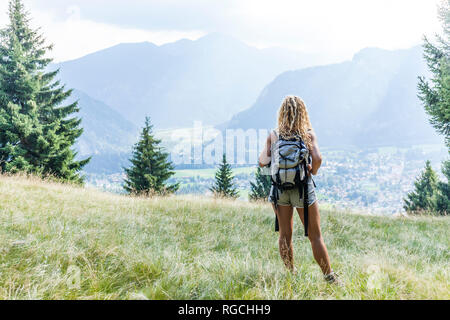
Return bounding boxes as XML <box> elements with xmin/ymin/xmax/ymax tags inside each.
<box><xmin>273</xmin><ymin>204</ymin><xmax>295</xmax><ymax>271</ymax></box>
<box><xmin>296</xmin><ymin>202</ymin><xmax>332</xmax><ymax>275</ymax></box>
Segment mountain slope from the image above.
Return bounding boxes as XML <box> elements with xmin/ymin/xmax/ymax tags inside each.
<box><xmin>0</xmin><ymin>175</ymin><xmax>448</xmax><ymax>299</ymax></box>
<box><xmin>54</xmin><ymin>33</ymin><xmax>322</xmax><ymax>128</ymax></box>
<box><xmin>225</xmin><ymin>46</ymin><xmax>443</xmax><ymax>147</ymax></box>
<box><xmin>69</xmin><ymin>90</ymin><xmax>138</xmax><ymax>173</ymax></box>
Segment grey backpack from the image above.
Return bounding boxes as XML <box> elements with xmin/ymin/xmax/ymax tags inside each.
<box><xmin>270</xmin><ymin>135</ymin><xmax>309</xmax><ymax>188</ymax></box>
<box><xmin>269</xmin><ymin>131</ymin><xmax>312</xmax><ymax>236</ymax></box>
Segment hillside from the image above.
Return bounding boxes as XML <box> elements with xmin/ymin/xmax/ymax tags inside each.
<box><xmin>225</xmin><ymin>46</ymin><xmax>443</xmax><ymax>147</ymax></box>
<box><xmin>69</xmin><ymin>90</ymin><xmax>138</xmax><ymax>173</ymax></box>
<box><xmin>73</xmin><ymin>90</ymin><xmax>137</xmax><ymax>156</ymax></box>
<box><xmin>53</xmin><ymin>33</ymin><xmax>321</xmax><ymax>128</ymax></box>
<box><xmin>0</xmin><ymin>175</ymin><xmax>448</xmax><ymax>299</ymax></box>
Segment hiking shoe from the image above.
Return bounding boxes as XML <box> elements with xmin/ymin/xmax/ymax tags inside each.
<box><xmin>324</xmin><ymin>271</ymin><xmax>342</xmax><ymax>286</ymax></box>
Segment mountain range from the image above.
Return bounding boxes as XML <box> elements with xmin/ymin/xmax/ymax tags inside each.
<box><xmin>54</xmin><ymin>33</ymin><xmax>323</xmax><ymax>129</ymax></box>
<box><xmin>225</xmin><ymin>46</ymin><xmax>443</xmax><ymax>147</ymax></box>
<box><xmin>51</xmin><ymin>34</ymin><xmax>444</xmax><ymax>173</ymax></box>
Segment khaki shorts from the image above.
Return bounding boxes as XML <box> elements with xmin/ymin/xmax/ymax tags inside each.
<box><xmin>268</xmin><ymin>177</ymin><xmax>317</xmax><ymax>208</ymax></box>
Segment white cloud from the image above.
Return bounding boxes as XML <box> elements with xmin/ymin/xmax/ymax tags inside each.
<box><xmin>0</xmin><ymin>1</ymin><xmax>205</xmax><ymax>62</ymax></box>
<box><xmin>231</xmin><ymin>0</ymin><xmax>442</xmax><ymax>60</ymax></box>
<box><xmin>0</xmin><ymin>0</ymin><xmax>444</xmax><ymax>63</ymax></box>
<box><xmin>30</xmin><ymin>4</ymin><xmax>205</xmax><ymax>62</ymax></box>
<box><xmin>38</xmin><ymin>16</ymin><xmax>204</xmax><ymax>62</ymax></box>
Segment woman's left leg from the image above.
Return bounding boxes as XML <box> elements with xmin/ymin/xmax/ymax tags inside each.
<box><xmin>274</xmin><ymin>204</ymin><xmax>295</xmax><ymax>271</ymax></box>
<box><xmin>296</xmin><ymin>202</ymin><xmax>332</xmax><ymax>275</ymax></box>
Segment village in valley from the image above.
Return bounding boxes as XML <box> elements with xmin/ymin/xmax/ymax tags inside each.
<box><xmin>85</xmin><ymin>143</ymin><xmax>448</xmax><ymax>215</ymax></box>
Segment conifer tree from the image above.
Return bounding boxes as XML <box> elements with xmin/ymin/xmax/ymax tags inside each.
<box><xmin>418</xmin><ymin>0</ymin><xmax>450</xmax><ymax>149</ymax></box>
<box><xmin>249</xmin><ymin>167</ymin><xmax>271</xmax><ymax>201</ymax></box>
<box><xmin>0</xmin><ymin>0</ymin><xmax>89</xmax><ymax>182</ymax></box>
<box><xmin>123</xmin><ymin>117</ymin><xmax>178</xmax><ymax>195</ymax></box>
<box><xmin>210</xmin><ymin>154</ymin><xmax>239</xmax><ymax>199</ymax></box>
<box><xmin>435</xmin><ymin>160</ymin><xmax>450</xmax><ymax>215</ymax></box>
<box><xmin>403</xmin><ymin>161</ymin><xmax>438</xmax><ymax>213</ymax></box>
<box><xmin>416</xmin><ymin>0</ymin><xmax>450</xmax><ymax>213</ymax></box>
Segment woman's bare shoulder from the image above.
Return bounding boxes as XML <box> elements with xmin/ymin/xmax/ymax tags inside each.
<box><xmin>269</xmin><ymin>130</ymin><xmax>278</xmax><ymax>143</ymax></box>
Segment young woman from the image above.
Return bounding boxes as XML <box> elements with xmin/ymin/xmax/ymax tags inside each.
<box><xmin>259</xmin><ymin>95</ymin><xmax>339</xmax><ymax>284</ymax></box>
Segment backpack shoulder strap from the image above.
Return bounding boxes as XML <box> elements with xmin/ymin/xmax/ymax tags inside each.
<box><xmin>272</xmin><ymin>129</ymin><xmax>279</xmax><ymax>140</ymax></box>
<box><xmin>270</xmin><ymin>130</ymin><xmax>279</xmax><ymax>147</ymax></box>
<box><xmin>302</xmin><ymin>161</ymin><xmax>309</xmax><ymax>237</ymax></box>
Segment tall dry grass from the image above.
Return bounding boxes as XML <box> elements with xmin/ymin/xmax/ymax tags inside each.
<box><xmin>0</xmin><ymin>174</ymin><xmax>448</xmax><ymax>299</ymax></box>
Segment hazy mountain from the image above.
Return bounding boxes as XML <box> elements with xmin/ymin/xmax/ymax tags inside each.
<box><xmin>225</xmin><ymin>46</ymin><xmax>443</xmax><ymax>147</ymax></box>
<box><xmin>54</xmin><ymin>33</ymin><xmax>324</xmax><ymax>129</ymax></box>
<box><xmin>69</xmin><ymin>90</ymin><xmax>138</xmax><ymax>173</ymax></box>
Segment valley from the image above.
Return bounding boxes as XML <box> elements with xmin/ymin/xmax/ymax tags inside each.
<box><xmin>85</xmin><ymin>143</ymin><xmax>448</xmax><ymax>215</ymax></box>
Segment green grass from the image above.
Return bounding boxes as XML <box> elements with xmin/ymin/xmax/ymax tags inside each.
<box><xmin>0</xmin><ymin>175</ymin><xmax>449</xmax><ymax>300</ymax></box>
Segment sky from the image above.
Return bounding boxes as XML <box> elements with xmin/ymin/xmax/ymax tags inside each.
<box><xmin>0</xmin><ymin>0</ymin><xmax>444</xmax><ymax>63</ymax></box>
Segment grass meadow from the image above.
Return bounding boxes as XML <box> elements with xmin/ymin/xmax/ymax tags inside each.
<box><xmin>0</xmin><ymin>175</ymin><xmax>448</xmax><ymax>299</ymax></box>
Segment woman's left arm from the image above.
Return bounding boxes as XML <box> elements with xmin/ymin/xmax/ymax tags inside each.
<box><xmin>308</xmin><ymin>130</ymin><xmax>322</xmax><ymax>175</ymax></box>
<box><xmin>258</xmin><ymin>134</ymin><xmax>272</xmax><ymax>167</ymax></box>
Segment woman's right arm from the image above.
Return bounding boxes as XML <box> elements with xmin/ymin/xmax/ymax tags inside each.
<box><xmin>308</xmin><ymin>130</ymin><xmax>322</xmax><ymax>175</ymax></box>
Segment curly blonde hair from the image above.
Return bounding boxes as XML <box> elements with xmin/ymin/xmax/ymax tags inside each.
<box><xmin>277</xmin><ymin>96</ymin><xmax>313</xmax><ymax>150</ymax></box>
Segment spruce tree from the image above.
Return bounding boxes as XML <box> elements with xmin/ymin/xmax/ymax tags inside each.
<box><xmin>435</xmin><ymin>160</ymin><xmax>450</xmax><ymax>215</ymax></box>
<box><xmin>0</xmin><ymin>0</ymin><xmax>89</xmax><ymax>182</ymax></box>
<box><xmin>249</xmin><ymin>167</ymin><xmax>271</xmax><ymax>201</ymax></box>
<box><xmin>416</xmin><ymin>0</ymin><xmax>450</xmax><ymax>213</ymax></box>
<box><xmin>123</xmin><ymin>117</ymin><xmax>178</xmax><ymax>195</ymax></box>
<box><xmin>210</xmin><ymin>154</ymin><xmax>239</xmax><ymax>199</ymax></box>
<box><xmin>418</xmin><ymin>1</ymin><xmax>450</xmax><ymax>148</ymax></box>
<box><xmin>403</xmin><ymin>161</ymin><xmax>438</xmax><ymax>213</ymax></box>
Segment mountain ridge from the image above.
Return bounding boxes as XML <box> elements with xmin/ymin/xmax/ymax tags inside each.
<box><xmin>53</xmin><ymin>33</ymin><xmax>326</xmax><ymax>129</ymax></box>
<box><xmin>224</xmin><ymin>45</ymin><xmax>443</xmax><ymax>147</ymax></box>
<box><xmin>68</xmin><ymin>89</ymin><xmax>138</xmax><ymax>173</ymax></box>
